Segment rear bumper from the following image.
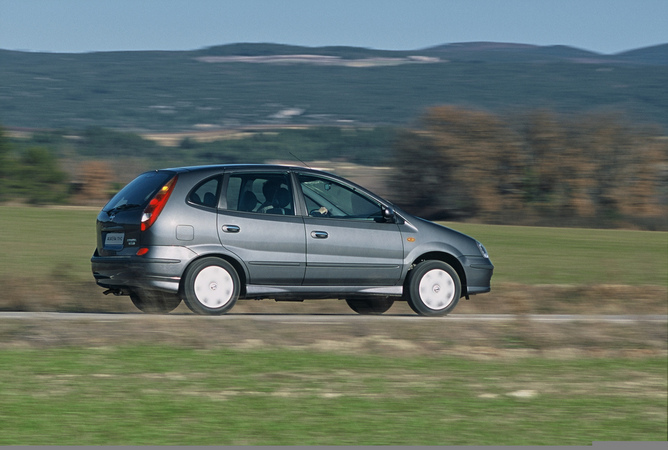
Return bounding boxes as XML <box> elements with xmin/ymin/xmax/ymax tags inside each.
<box><xmin>91</xmin><ymin>249</ymin><xmax>190</xmax><ymax>294</ymax></box>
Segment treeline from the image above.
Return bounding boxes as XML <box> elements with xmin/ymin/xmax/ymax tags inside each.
<box><xmin>2</xmin><ymin>107</ymin><xmax>667</xmax><ymax>230</ymax></box>
<box><xmin>0</xmin><ymin>125</ymin><xmax>396</xmax><ymax>204</ymax></box>
<box><xmin>11</xmin><ymin>125</ymin><xmax>396</xmax><ymax>166</ymax></box>
<box><xmin>392</xmin><ymin>106</ymin><xmax>668</xmax><ymax>229</ymax></box>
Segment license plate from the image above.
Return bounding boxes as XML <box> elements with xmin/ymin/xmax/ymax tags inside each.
<box><xmin>104</xmin><ymin>232</ymin><xmax>125</xmax><ymax>249</ymax></box>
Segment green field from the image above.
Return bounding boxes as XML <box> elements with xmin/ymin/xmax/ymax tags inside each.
<box><xmin>0</xmin><ymin>205</ymin><xmax>666</xmax><ymax>445</ymax></box>
<box><xmin>0</xmin><ymin>205</ymin><xmax>666</xmax><ymax>285</ymax></box>
<box><xmin>0</xmin><ymin>206</ymin><xmax>99</xmax><ymax>281</ymax></box>
<box><xmin>445</xmin><ymin>222</ymin><xmax>668</xmax><ymax>286</ymax></box>
<box><xmin>0</xmin><ymin>346</ymin><xmax>665</xmax><ymax>445</ymax></box>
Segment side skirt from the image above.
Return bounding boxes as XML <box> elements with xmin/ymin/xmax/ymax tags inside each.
<box><xmin>243</xmin><ymin>285</ymin><xmax>403</xmax><ymax>300</ymax></box>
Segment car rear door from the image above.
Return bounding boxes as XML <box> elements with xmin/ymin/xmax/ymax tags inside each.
<box><xmin>216</xmin><ymin>170</ymin><xmax>306</xmax><ymax>285</ymax></box>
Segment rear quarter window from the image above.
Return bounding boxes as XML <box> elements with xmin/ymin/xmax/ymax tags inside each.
<box><xmin>188</xmin><ymin>176</ymin><xmax>221</xmax><ymax>208</ymax></box>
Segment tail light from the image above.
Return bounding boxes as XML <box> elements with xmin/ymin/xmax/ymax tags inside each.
<box><xmin>141</xmin><ymin>175</ymin><xmax>178</xmax><ymax>231</ymax></box>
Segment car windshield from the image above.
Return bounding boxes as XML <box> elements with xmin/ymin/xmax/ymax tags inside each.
<box><xmin>103</xmin><ymin>170</ymin><xmax>175</xmax><ymax>213</ymax></box>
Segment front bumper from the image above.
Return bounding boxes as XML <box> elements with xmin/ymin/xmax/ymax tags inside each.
<box><xmin>461</xmin><ymin>256</ymin><xmax>494</xmax><ymax>296</ymax></box>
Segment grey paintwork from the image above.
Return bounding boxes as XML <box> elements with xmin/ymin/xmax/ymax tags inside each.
<box><xmin>92</xmin><ymin>164</ymin><xmax>493</xmax><ymax>304</ymax></box>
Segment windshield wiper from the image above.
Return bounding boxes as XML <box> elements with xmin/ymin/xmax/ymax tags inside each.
<box><xmin>106</xmin><ymin>203</ymin><xmax>142</xmax><ymax>215</ymax></box>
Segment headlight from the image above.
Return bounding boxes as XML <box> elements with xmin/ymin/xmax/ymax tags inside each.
<box><xmin>476</xmin><ymin>241</ymin><xmax>489</xmax><ymax>259</ymax></box>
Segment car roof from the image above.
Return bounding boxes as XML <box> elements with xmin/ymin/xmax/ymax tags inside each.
<box><xmin>161</xmin><ymin>164</ymin><xmax>351</xmax><ymax>180</ymax></box>
<box><xmin>164</xmin><ymin>163</ymin><xmax>304</xmax><ymax>172</ymax></box>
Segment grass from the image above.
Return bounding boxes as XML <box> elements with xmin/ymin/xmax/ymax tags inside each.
<box><xmin>443</xmin><ymin>221</ymin><xmax>668</xmax><ymax>286</ymax></box>
<box><xmin>0</xmin><ymin>346</ymin><xmax>665</xmax><ymax>445</ymax></box>
<box><xmin>0</xmin><ymin>205</ymin><xmax>666</xmax><ymax>286</ymax></box>
<box><xmin>0</xmin><ymin>205</ymin><xmax>666</xmax><ymax>445</ymax></box>
<box><xmin>0</xmin><ymin>206</ymin><xmax>98</xmax><ymax>282</ymax></box>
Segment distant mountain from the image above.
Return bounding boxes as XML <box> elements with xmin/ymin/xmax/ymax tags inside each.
<box><xmin>423</xmin><ymin>42</ymin><xmax>599</xmax><ymax>62</ymax></box>
<box><xmin>423</xmin><ymin>42</ymin><xmax>668</xmax><ymax>65</ymax></box>
<box><xmin>1</xmin><ymin>42</ymin><xmax>666</xmax><ymax>131</ymax></box>
<box><xmin>615</xmin><ymin>44</ymin><xmax>668</xmax><ymax>65</ymax></box>
<box><xmin>193</xmin><ymin>41</ymin><xmax>668</xmax><ymax>65</ymax></box>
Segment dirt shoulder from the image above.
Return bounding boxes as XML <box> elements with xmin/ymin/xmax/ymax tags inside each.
<box><xmin>1</xmin><ymin>313</ymin><xmax>665</xmax><ymax>359</ymax></box>
<box><xmin>2</xmin><ymin>314</ymin><xmax>666</xmax><ymax>361</ymax></box>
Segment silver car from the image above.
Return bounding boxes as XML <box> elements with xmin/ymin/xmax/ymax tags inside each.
<box><xmin>91</xmin><ymin>164</ymin><xmax>493</xmax><ymax>315</ymax></box>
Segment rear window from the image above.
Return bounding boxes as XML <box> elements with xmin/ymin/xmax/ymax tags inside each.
<box><xmin>103</xmin><ymin>170</ymin><xmax>176</xmax><ymax>212</ymax></box>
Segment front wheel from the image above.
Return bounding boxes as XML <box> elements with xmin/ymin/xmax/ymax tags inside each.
<box><xmin>182</xmin><ymin>257</ymin><xmax>240</xmax><ymax>315</ymax></box>
<box><xmin>406</xmin><ymin>261</ymin><xmax>461</xmax><ymax>316</ymax></box>
<box><xmin>345</xmin><ymin>297</ymin><xmax>394</xmax><ymax>315</ymax></box>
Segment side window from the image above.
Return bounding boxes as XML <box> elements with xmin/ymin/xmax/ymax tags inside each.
<box><xmin>225</xmin><ymin>173</ymin><xmax>294</xmax><ymax>215</ymax></box>
<box><xmin>298</xmin><ymin>174</ymin><xmax>382</xmax><ymax>220</ymax></box>
<box><xmin>188</xmin><ymin>177</ymin><xmax>220</xmax><ymax>208</ymax></box>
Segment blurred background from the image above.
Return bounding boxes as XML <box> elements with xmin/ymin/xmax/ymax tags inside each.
<box><xmin>1</xmin><ymin>0</ymin><xmax>667</xmax><ymax>230</ymax></box>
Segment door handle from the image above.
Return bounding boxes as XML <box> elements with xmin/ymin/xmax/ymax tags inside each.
<box><xmin>311</xmin><ymin>231</ymin><xmax>328</xmax><ymax>239</ymax></box>
<box><xmin>222</xmin><ymin>225</ymin><xmax>240</xmax><ymax>233</ymax></box>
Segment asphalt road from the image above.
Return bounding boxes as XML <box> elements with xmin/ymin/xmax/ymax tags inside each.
<box><xmin>1</xmin><ymin>312</ymin><xmax>666</xmax><ymax>323</ymax></box>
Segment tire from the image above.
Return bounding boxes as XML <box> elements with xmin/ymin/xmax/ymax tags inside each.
<box><xmin>345</xmin><ymin>297</ymin><xmax>394</xmax><ymax>315</ymax></box>
<box><xmin>406</xmin><ymin>260</ymin><xmax>461</xmax><ymax>316</ymax></box>
<box><xmin>181</xmin><ymin>257</ymin><xmax>240</xmax><ymax>315</ymax></box>
<box><xmin>130</xmin><ymin>290</ymin><xmax>182</xmax><ymax>314</ymax></box>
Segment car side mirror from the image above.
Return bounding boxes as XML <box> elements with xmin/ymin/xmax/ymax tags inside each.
<box><xmin>382</xmin><ymin>206</ymin><xmax>396</xmax><ymax>223</ymax></box>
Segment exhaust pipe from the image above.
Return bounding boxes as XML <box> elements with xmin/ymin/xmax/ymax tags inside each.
<box><xmin>102</xmin><ymin>289</ymin><xmax>124</xmax><ymax>296</ymax></box>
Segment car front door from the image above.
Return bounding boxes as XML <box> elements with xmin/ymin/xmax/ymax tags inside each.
<box><xmin>216</xmin><ymin>171</ymin><xmax>306</xmax><ymax>285</ymax></box>
<box><xmin>297</xmin><ymin>173</ymin><xmax>404</xmax><ymax>286</ymax></box>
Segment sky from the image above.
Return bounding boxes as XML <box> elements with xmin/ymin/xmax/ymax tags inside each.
<box><xmin>1</xmin><ymin>0</ymin><xmax>667</xmax><ymax>55</ymax></box>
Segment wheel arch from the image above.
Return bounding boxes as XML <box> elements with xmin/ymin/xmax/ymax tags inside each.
<box><xmin>408</xmin><ymin>251</ymin><xmax>467</xmax><ymax>297</ymax></box>
<box><xmin>179</xmin><ymin>253</ymin><xmax>248</xmax><ymax>297</ymax></box>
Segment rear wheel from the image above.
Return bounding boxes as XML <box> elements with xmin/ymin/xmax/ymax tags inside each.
<box><xmin>345</xmin><ymin>297</ymin><xmax>394</xmax><ymax>315</ymax></box>
<box><xmin>130</xmin><ymin>290</ymin><xmax>182</xmax><ymax>314</ymax></box>
<box><xmin>406</xmin><ymin>260</ymin><xmax>461</xmax><ymax>316</ymax></box>
<box><xmin>182</xmin><ymin>257</ymin><xmax>240</xmax><ymax>315</ymax></box>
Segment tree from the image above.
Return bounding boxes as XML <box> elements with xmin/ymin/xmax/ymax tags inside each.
<box><xmin>392</xmin><ymin>106</ymin><xmax>525</xmax><ymax>220</ymax></box>
<box><xmin>568</xmin><ymin>113</ymin><xmax>667</xmax><ymax>221</ymax></box>
<box><xmin>16</xmin><ymin>147</ymin><xmax>69</xmax><ymax>204</ymax></box>
<box><xmin>391</xmin><ymin>106</ymin><xmax>667</xmax><ymax>228</ymax></box>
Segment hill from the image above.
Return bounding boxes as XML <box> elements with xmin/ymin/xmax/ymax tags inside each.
<box><xmin>616</xmin><ymin>44</ymin><xmax>668</xmax><ymax>65</ymax></box>
<box><xmin>1</xmin><ymin>42</ymin><xmax>666</xmax><ymax>131</ymax></box>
